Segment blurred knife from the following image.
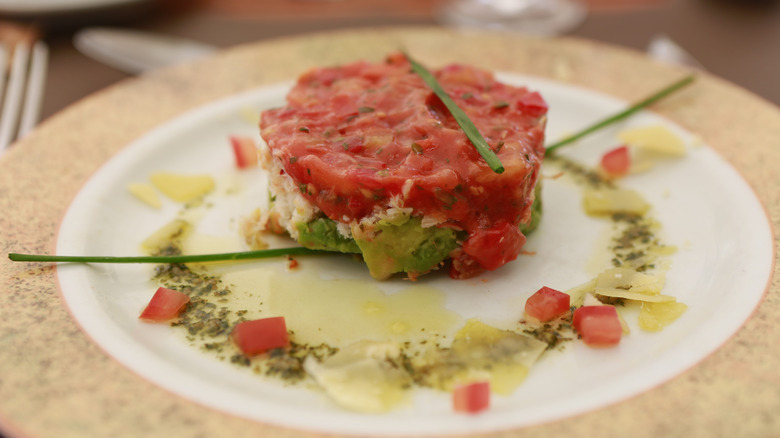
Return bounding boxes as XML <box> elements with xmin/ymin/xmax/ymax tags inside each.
<box><xmin>647</xmin><ymin>34</ymin><xmax>705</xmax><ymax>70</ymax></box>
<box><xmin>76</xmin><ymin>27</ymin><xmax>704</xmax><ymax>76</ymax></box>
<box><xmin>73</xmin><ymin>27</ymin><xmax>217</xmax><ymax>74</ymax></box>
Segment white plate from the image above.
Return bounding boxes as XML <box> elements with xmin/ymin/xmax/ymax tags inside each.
<box><xmin>56</xmin><ymin>74</ymin><xmax>774</xmax><ymax>436</ymax></box>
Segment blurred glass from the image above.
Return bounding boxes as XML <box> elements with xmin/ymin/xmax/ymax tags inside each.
<box><xmin>437</xmin><ymin>0</ymin><xmax>587</xmax><ymax>36</ymax></box>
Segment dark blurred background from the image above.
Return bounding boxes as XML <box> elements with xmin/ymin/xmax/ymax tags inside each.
<box><xmin>1</xmin><ymin>0</ymin><xmax>779</xmax><ymax>134</ymax></box>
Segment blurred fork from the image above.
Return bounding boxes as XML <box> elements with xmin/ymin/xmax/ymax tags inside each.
<box><xmin>0</xmin><ymin>40</ymin><xmax>49</xmax><ymax>154</ymax></box>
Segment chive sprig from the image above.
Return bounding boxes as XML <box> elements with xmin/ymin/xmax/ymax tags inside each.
<box><xmin>8</xmin><ymin>247</ymin><xmax>326</xmax><ymax>264</ymax></box>
<box><xmin>405</xmin><ymin>52</ymin><xmax>505</xmax><ymax>174</ymax></box>
<box><xmin>545</xmin><ymin>74</ymin><xmax>695</xmax><ymax>155</ymax></box>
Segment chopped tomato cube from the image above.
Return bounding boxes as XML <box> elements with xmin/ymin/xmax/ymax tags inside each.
<box><xmin>139</xmin><ymin>287</ymin><xmax>190</xmax><ymax>322</ymax></box>
<box><xmin>231</xmin><ymin>317</ymin><xmax>289</xmax><ymax>356</ymax></box>
<box><xmin>230</xmin><ymin>136</ymin><xmax>258</xmax><ymax>169</ymax></box>
<box><xmin>600</xmin><ymin>145</ymin><xmax>631</xmax><ymax>176</ymax></box>
<box><xmin>453</xmin><ymin>381</ymin><xmax>490</xmax><ymax>414</ymax></box>
<box><xmin>573</xmin><ymin>306</ymin><xmax>623</xmax><ymax>347</ymax></box>
<box><xmin>525</xmin><ymin>286</ymin><xmax>570</xmax><ymax>322</ymax></box>
<box><xmin>516</xmin><ymin>91</ymin><xmax>548</xmax><ymax>117</ymax></box>
<box><xmin>462</xmin><ymin>221</ymin><xmax>526</xmax><ymax>271</ymax></box>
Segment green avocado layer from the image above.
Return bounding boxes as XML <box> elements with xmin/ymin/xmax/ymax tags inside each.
<box><xmin>294</xmin><ymin>183</ymin><xmax>542</xmax><ymax>279</ymax></box>
<box><xmin>519</xmin><ymin>182</ymin><xmax>543</xmax><ymax>236</ymax></box>
<box><xmin>354</xmin><ymin>216</ymin><xmax>460</xmax><ymax>280</ymax></box>
<box><xmin>296</xmin><ymin>215</ymin><xmax>459</xmax><ymax>279</ymax></box>
<box><xmin>296</xmin><ymin>218</ymin><xmax>361</xmax><ymax>253</ymax></box>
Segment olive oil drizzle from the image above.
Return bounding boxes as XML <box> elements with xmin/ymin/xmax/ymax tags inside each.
<box><xmin>547</xmin><ymin>154</ymin><xmax>671</xmax><ymax>273</ymax></box>
<box><xmin>152</xmin><ymin>243</ymin><xmax>339</xmax><ymax>383</ymax></box>
<box><xmin>145</xmin><ymin>151</ymin><xmax>675</xmax><ymax>403</ymax></box>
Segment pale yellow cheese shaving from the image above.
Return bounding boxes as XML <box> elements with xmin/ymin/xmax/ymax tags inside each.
<box><xmin>427</xmin><ymin>319</ymin><xmax>547</xmax><ymax>396</ymax></box>
<box><xmin>594</xmin><ymin>267</ymin><xmax>675</xmax><ymax>303</ymax></box>
<box><xmin>304</xmin><ymin>340</ymin><xmax>410</xmax><ymax>413</ymax></box>
<box><xmin>595</xmin><ymin>267</ymin><xmax>676</xmax><ymax>303</ymax></box>
<box><xmin>618</xmin><ymin>125</ymin><xmax>686</xmax><ymax>156</ymax></box>
<box><xmin>141</xmin><ymin>219</ymin><xmax>191</xmax><ymax>254</ymax></box>
<box><xmin>583</xmin><ymin>188</ymin><xmax>650</xmax><ymax>215</ymax></box>
<box><xmin>564</xmin><ymin>279</ymin><xmax>596</xmax><ymax>308</ymax></box>
<box><xmin>149</xmin><ymin>172</ymin><xmax>215</xmax><ymax>203</ymax></box>
<box><xmin>596</xmin><ymin>267</ymin><xmax>665</xmax><ymax>295</ymax></box>
<box><xmin>127</xmin><ymin>183</ymin><xmax>161</xmax><ymax>209</ymax></box>
<box><xmin>638</xmin><ymin>301</ymin><xmax>688</xmax><ymax>331</ymax></box>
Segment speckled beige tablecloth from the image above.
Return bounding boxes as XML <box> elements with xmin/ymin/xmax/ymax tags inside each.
<box><xmin>0</xmin><ymin>27</ymin><xmax>777</xmax><ymax>438</ymax></box>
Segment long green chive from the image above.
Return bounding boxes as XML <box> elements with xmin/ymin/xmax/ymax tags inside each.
<box><xmin>405</xmin><ymin>52</ymin><xmax>505</xmax><ymax>174</ymax></box>
<box><xmin>8</xmin><ymin>247</ymin><xmax>328</xmax><ymax>264</ymax></box>
<box><xmin>545</xmin><ymin>75</ymin><xmax>695</xmax><ymax>155</ymax></box>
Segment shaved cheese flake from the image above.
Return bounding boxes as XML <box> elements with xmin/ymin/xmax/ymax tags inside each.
<box><xmin>594</xmin><ymin>267</ymin><xmax>673</xmax><ymax>303</ymax></box>
<box><xmin>127</xmin><ymin>182</ymin><xmax>162</xmax><ymax>208</ymax></box>
<box><xmin>616</xmin><ymin>309</ymin><xmax>631</xmax><ymax>335</ymax></box>
<box><xmin>150</xmin><ymin>172</ymin><xmax>215</xmax><ymax>203</ymax></box>
<box><xmin>583</xmin><ymin>292</ymin><xmax>603</xmax><ymax>307</ymax></box>
<box><xmin>627</xmin><ymin>151</ymin><xmax>656</xmax><ymax>174</ymax></box>
<box><xmin>446</xmin><ymin>319</ymin><xmax>546</xmax><ymax>396</ymax></box>
<box><xmin>304</xmin><ymin>340</ymin><xmax>410</xmax><ymax>413</ymax></box>
<box><xmin>141</xmin><ymin>219</ymin><xmax>191</xmax><ymax>253</ymax></box>
<box><xmin>618</xmin><ymin>125</ymin><xmax>686</xmax><ymax>156</ymax></box>
<box><xmin>565</xmin><ymin>279</ymin><xmax>596</xmax><ymax>308</ymax></box>
<box><xmin>597</xmin><ymin>267</ymin><xmax>665</xmax><ymax>294</ymax></box>
<box><xmin>638</xmin><ymin>301</ymin><xmax>688</xmax><ymax>331</ymax></box>
<box><xmin>583</xmin><ymin>188</ymin><xmax>650</xmax><ymax>215</ymax></box>
<box><xmin>598</xmin><ymin>289</ymin><xmax>677</xmax><ymax>303</ymax></box>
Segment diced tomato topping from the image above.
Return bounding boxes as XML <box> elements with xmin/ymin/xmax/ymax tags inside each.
<box><xmin>461</xmin><ymin>222</ymin><xmax>526</xmax><ymax>271</ymax></box>
<box><xmin>573</xmin><ymin>306</ymin><xmax>623</xmax><ymax>347</ymax></box>
<box><xmin>425</xmin><ymin>92</ymin><xmax>457</xmax><ymax>127</ymax></box>
<box><xmin>139</xmin><ymin>287</ymin><xmax>190</xmax><ymax>322</ymax></box>
<box><xmin>230</xmin><ymin>136</ymin><xmax>259</xmax><ymax>169</ymax></box>
<box><xmin>600</xmin><ymin>145</ymin><xmax>631</xmax><ymax>176</ymax></box>
<box><xmin>453</xmin><ymin>381</ymin><xmax>490</xmax><ymax>414</ymax></box>
<box><xmin>261</xmin><ymin>57</ymin><xmax>547</xmax><ymax>278</ymax></box>
<box><xmin>525</xmin><ymin>286</ymin><xmax>570</xmax><ymax>322</ymax></box>
<box><xmin>231</xmin><ymin>317</ymin><xmax>289</xmax><ymax>356</ymax></box>
<box><xmin>516</xmin><ymin>91</ymin><xmax>548</xmax><ymax>117</ymax></box>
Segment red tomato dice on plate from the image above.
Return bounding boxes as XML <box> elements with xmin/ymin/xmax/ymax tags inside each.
<box><xmin>600</xmin><ymin>145</ymin><xmax>631</xmax><ymax>176</ymax></box>
<box><xmin>139</xmin><ymin>287</ymin><xmax>190</xmax><ymax>322</ymax></box>
<box><xmin>525</xmin><ymin>286</ymin><xmax>570</xmax><ymax>322</ymax></box>
<box><xmin>453</xmin><ymin>381</ymin><xmax>490</xmax><ymax>414</ymax></box>
<box><xmin>573</xmin><ymin>306</ymin><xmax>622</xmax><ymax>347</ymax></box>
<box><xmin>230</xmin><ymin>135</ymin><xmax>259</xmax><ymax>169</ymax></box>
<box><xmin>232</xmin><ymin>317</ymin><xmax>289</xmax><ymax>356</ymax></box>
